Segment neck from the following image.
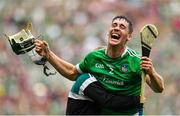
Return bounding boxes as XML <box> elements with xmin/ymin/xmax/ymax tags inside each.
<box><xmin>107</xmin><ymin>45</ymin><xmax>126</xmax><ymax>58</ymax></box>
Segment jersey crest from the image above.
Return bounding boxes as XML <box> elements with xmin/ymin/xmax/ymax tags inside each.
<box><xmin>120</xmin><ymin>64</ymin><xmax>129</xmax><ymax>73</ymax></box>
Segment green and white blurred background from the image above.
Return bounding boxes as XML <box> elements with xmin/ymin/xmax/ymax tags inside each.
<box><xmin>0</xmin><ymin>0</ymin><xmax>180</xmax><ymax>115</ymax></box>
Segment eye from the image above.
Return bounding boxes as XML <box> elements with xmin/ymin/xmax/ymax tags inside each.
<box><xmin>120</xmin><ymin>24</ymin><xmax>126</xmax><ymax>29</ymax></box>
<box><xmin>112</xmin><ymin>23</ymin><xmax>117</xmax><ymax>27</ymax></box>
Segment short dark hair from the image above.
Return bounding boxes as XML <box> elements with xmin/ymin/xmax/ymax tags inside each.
<box><xmin>112</xmin><ymin>15</ymin><xmax>133</xmax><ymax>34</ymax></box>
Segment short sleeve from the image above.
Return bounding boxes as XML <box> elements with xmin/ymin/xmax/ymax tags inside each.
<box><xmin>75</xmin><ymin>52</ymin><xmax>93</xmax><ymax>74</ymax></box>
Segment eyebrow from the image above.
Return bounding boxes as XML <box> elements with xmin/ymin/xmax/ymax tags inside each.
<box><xmin>112</xmin><ymin>21</ymin><xmax>127</xmax><ymax>27</ymax></box>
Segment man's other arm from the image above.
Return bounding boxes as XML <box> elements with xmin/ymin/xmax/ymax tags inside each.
<box><xmin>141</xmin><ymin>57</ymin><xmax>164</xmax><ymax>93</ymax></box>
<box><xmin>35</xmin><ymin>39</ymin><xmax>78</xmax><ymax>81</ymax></box>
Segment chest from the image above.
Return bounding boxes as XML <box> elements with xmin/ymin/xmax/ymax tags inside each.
<box><xmin>88</xmin><ymin>57</ymin><xmax>139</xmax><ymax>80</ymax></box>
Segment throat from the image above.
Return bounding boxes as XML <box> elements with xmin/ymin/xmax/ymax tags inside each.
<box><xmin>107</xmin><ymin>46</ymin><xmax>126</xmax><ymax>58</ymax></box>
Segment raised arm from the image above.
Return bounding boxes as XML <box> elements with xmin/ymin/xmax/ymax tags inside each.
<box><xmin>34</xmin><ymin>39</ymin><xmax>79</xmax><ymax>81</ymax></box>
<box><xmin>141</xmin><ymin>57</ymin><xmax>164</xmax><ymax>93</ymax></box>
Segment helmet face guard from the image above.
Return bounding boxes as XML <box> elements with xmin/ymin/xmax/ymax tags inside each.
<box><xmin>7</xmin><ymin>29</ymin><xmax>35</xmax><ymax>55</ymax></box>
<box><xmin>5</xmin><ymin>23</ymin><xmax>56</xmax><ymax>76</ymax></box>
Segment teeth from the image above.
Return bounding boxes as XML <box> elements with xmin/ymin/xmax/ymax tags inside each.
<box><xmin>112</xmin><ymin>33</ymin><xmax>119</xmax><ymax>36</ymax></box>
<box><xmin>111</xmin><ymin>33</ymin><xmax>120</xmax><ymax>39</ymax></box>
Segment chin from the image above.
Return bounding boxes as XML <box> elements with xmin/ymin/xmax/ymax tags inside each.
<box><xmin>108</xmin><ymin>41</ymin><xmax>119</xmax><ymax>46</ymax></box>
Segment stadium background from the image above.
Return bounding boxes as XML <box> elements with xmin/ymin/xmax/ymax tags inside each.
<box><xmin>0</xmin><ymin>0</ymin><xmax>180</xmax><ymax>115</ymax></box>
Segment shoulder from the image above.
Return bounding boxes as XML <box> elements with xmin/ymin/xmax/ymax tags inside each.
<box><xmin>126</xmin><ymin>47</ymin><xmax>142</xmax><ymax>70</ymax></box>
<box><xmin>126</xmin><ymin>47</ymin><xmax>141</xmax><ymax>60</ymax></box>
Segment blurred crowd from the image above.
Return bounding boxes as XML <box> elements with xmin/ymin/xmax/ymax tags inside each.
<box><xmin>0</xmin><ymin>0</ymin><xmax>180</xmax><ymax>115</ymax></box>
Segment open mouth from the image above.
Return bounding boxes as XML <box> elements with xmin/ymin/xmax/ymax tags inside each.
<box><xmin>111</xmin><ymin>33</ymin><xmax>121</xmax><ymax>40</ymax></box>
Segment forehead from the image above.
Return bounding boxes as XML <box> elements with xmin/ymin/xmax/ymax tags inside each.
<box><xmin>112</xmin><ymin>18</ymin><xmax>129</xmax><ymax>26</ymax></box>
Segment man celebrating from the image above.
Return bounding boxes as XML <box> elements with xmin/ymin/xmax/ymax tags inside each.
<box><xmin>35</xmin><ymin>15</ymin><xmax>164</xmax><ymax>115</ymax></box>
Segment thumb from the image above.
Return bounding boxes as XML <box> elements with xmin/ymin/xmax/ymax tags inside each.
<box><xmin>42</xmin><ymin>40</ymin><xmax>50</xmax><ymax>59</ymax></box>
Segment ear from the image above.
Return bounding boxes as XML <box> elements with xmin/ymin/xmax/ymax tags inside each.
<box><xmin>127</xmin><ymin>34</ymin><xmax>132</xmax><ymax>41</ymax></box>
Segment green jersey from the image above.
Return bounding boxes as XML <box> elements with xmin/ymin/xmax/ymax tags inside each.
<box><xmin>76</xmin><ymin>47</ymin><xmax>142</xmax><ymax>96</ymax></box>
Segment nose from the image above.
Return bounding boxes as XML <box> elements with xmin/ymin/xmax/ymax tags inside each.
<box><xmin>113</xmin><ymin>25</ymin><xmax>120</xmax><ymax>31</ymax></box>
<box><xmin>113</xmin><ymin>27</ymin><xmax>120</xmax><ymax>33</ymax></box>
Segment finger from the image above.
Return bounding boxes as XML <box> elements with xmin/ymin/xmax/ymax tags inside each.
<box><xmin>34</xmin><ymin>39</ymin><xmax>44</xmax><ymax>45</ymax></box>
<box><xmin>141</xmin><ymin>63</ymin><xmax>153</xmax><ymax>71</ymax></box>
<box><xmin>35</xmin><ymin>46</ymin><xmax>41</xmax><ymax>50</ymax></box>
<box><xmin>35</xmin><ymin>46</ymin><xmax>42</xmax><ymax>50</ymax></box>
<box><xmin>141</xmin><ymin>63</ymin><xmax>151</xmax><ymax>67</ymax></box>
<box><xmin>43</xmin><ymin>40</ymin><xmax>49</xmax><ymax>47</ymax></box>
<box><xmin>141</xmin><ymin>60</ymin><xmax>152</xmax><ymax>66</ymax></box>
<box><xmin>141</xmin><ymin>66</ymin><xmax>150</xmax><ymax>71</ymax></box>
<box><xmin>35</xmin><ymin>48</ymin><xmax>42</xmax><ymax>53</ymax></box>
<box><xmin>34</xmin><ymin>39</ymin><xmax>42</xmax><ymax>43</ymax></box>
<box><xmin>35</xmin><ymin>40</ymin><xmax>46</xmax><ymax>46</ymax></box>
<box><xmin>141</xmin><ymin>61</ymin><xmax>152</xmax><ymax>66</ymax></box>
<box><xmin>141</xmin><ymin>67</ymin><xmax>150</xmax><ymax>71</ymax></box>
<box><xmin>34</xmin><ymin>43</ymin><xmax>42</xmax><ymax>47</ymax></box>
<box><xmin>141</xmin><ymin>57</ymin><xmax>152</xmax><ymax>62</ymax></box>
